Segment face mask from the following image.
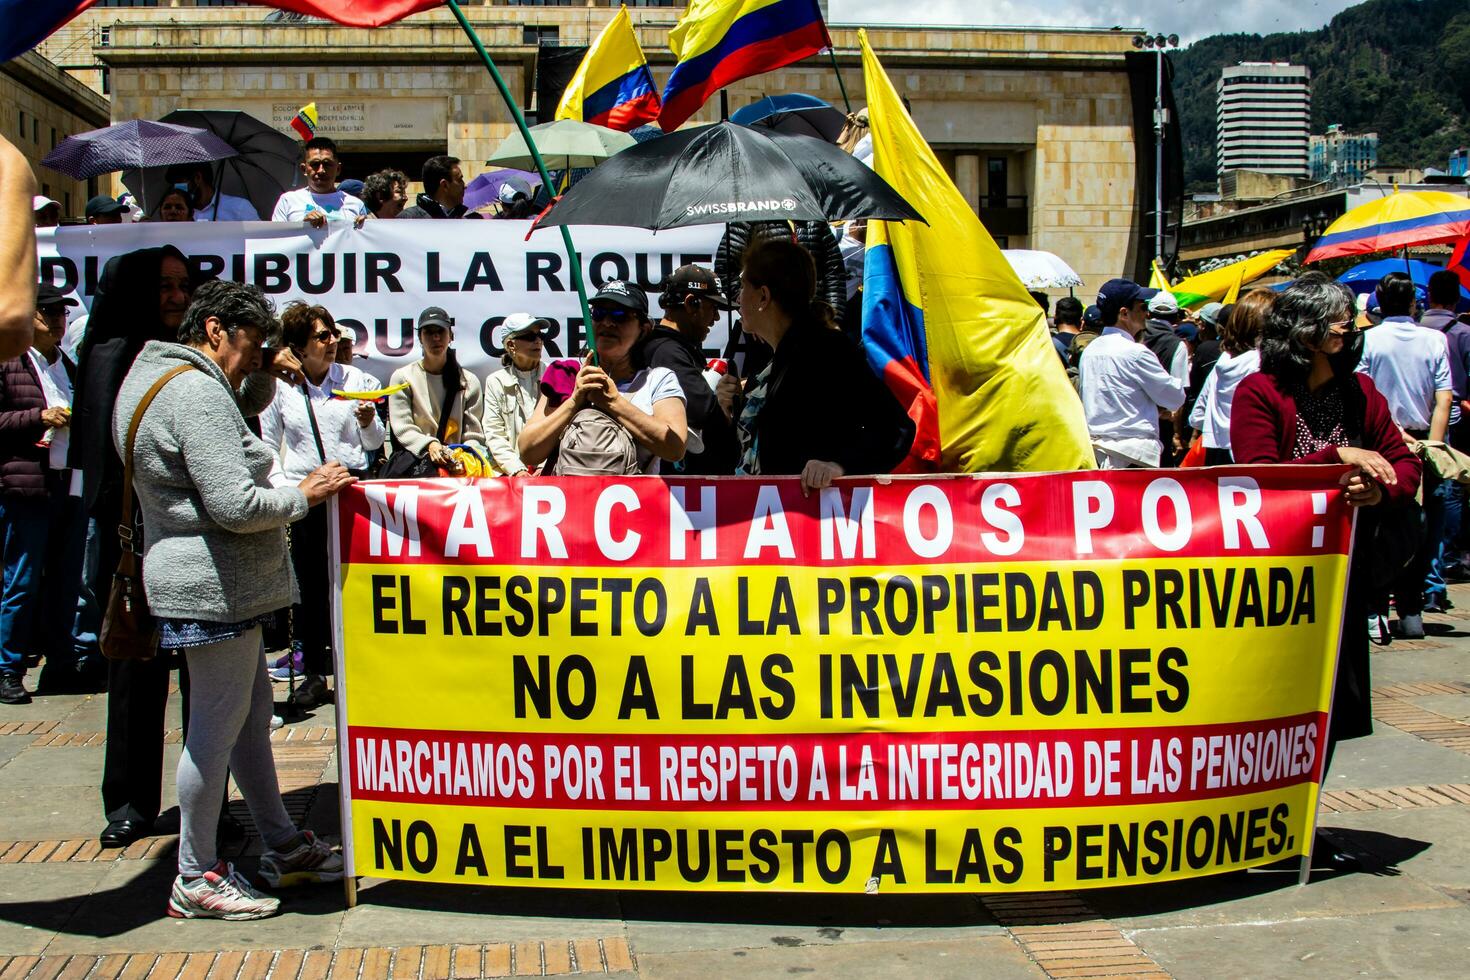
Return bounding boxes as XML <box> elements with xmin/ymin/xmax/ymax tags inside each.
<box><xmin>1327</xmin><ymin>326</ymin><xmax>1364</xmax><ymax>377</ymax></box>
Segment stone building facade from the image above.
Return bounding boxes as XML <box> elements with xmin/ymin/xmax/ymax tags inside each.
<box><xmin>0</xmin><ymin>52</ymin><xmax>111</xmax><ymax>217</ymax></box>
<box><xmin>29</xmin><ymin>2</ymin><xmax>1146</xmax><ymax>293</ymax></box>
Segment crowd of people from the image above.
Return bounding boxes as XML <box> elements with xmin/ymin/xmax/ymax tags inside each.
<box><xmin>8</xmin><ymin>119</ymin><xmax>1470</xmax><ymax>913</ymax></box>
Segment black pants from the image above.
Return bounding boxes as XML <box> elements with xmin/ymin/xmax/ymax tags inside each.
<box><xmin>95</xmin><ymin>511</ymin><xmax>190</xmax><ymax>824</ymax></box>
<box><xmin>288</xmin><ymin>503</ymin><xmax>333</xmax><ymax>676</ymax></box>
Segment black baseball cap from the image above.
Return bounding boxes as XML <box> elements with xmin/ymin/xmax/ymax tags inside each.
<box><xmin>1097</xmin><ymin>279</ymin><xmax>1156</xmax><ymax>322</ymax></box>
<box><xmin>417</xmin><ymin>306</ymin><xmax>453</xmax><ymax>331</ymax></box>
<box><xmin>84</xmin><ymin>195</ymin><xmax>127</xmax><ymax>219</ymax></box>
<box><xmin>661</xmin><ymin>264</ymin><xmax>735</xmax><ymax>310</ymax></box>
<box><xmin>36</xmin><ymin>283</ymin><xmax>78</xmax><ymax>310</ymax></box>
<box><xmin>591</xmin><ymin>280</ymin><xmax>649</xmax><ymax>317</ymax></box>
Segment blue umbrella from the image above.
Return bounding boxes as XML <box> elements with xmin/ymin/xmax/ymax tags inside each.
<box><xmin>731</xmin><ymin>94</ymin><xmax>847</xmax><ymax>143</ymax></box>
<box><xmin>1337</xmin><ymin>258</ymin><xmax>1470</xmax><ymax>300</ymax></box>
<box><xmin>42</xmin><ymin>119</ymin><xmax>237</xmax><ymax>181</ymax></box>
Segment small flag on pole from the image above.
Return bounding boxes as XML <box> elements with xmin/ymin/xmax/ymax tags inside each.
<box><xmin>290</xmin><ymin>103</ymin><xmax>319</xmax><ymax>142</ymax></box>
<box><xmin>556</xmin><ymin>6</ymin><xmax>662</xmax><ymax>132</ymax></box>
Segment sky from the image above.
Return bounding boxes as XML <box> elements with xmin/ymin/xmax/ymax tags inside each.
<box><xmin>830</xmin><ymin>0</ymin><xmax>1368</xmax><ymax>45</ymax></box>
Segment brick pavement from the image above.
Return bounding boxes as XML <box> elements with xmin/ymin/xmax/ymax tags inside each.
<box><xmin>3</xmin><ymin>596</ymin><xmax>1470</xmax><ymax>978</ymax></box>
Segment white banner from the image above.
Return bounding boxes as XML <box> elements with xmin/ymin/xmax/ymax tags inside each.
<box><xmin>37</xmin><ymin>220</ymin><xmax>730</xmax><ymax>381</ymax></box>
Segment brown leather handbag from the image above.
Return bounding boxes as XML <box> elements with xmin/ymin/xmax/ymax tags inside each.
<box><xmin>100</xmin><ymin>363</ymin><xmax>195</xmax><ymax>661</ymax></box>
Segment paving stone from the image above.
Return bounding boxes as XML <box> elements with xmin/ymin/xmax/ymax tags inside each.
<box><xmin>1130</xmin><ymin>907</ymin><xmax>1470</xmax><ymax>979</ymax></box>
<box><xmin>635</xmin><ymin>936</ymin><xmax>1043</xmax><ymax>979</ymax></box>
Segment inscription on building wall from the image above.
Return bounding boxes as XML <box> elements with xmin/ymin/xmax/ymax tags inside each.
<box><xmin>192</xmin><ymin>98</ymin><xmax>446</xmax><ymax>141</ymax></box>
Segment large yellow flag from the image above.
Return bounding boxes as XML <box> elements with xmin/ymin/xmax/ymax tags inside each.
<box><xmin>1171</xmin><ymin>249</ymin><xmax>1295</xmax><ymax>309</ymax></box>
<box><xmin>858</xmin><ymin>31</ymin><xmax>1092</xmax><ymax>472</ymax></box>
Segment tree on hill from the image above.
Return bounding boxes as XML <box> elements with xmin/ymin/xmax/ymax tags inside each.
<box><xmin>1172</xmin><ymin>0</ymin><xmax>1470</xmax><ymax>192</ymax></box>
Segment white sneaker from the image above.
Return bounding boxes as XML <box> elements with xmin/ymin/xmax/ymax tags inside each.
<box><xmin>258</xmin><ymin>830</ymin><xmax>343</xmax><ymax>888</ymax></box>
<box><xmin>167</xmin><ymin>861</ymin><xmax>281</xmax><ymax>920</ymax></box>
<box><xmin>1368</xmin><ymin>613</ymin><xmax>1392</xmax><ymax>646</ymax></box>
<box><xmin>269</xmin><ymin>714</ymin><xmax>284</xmax><ymax>730</ymax></box>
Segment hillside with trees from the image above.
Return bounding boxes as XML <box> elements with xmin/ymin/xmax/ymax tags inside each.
<box><xmin>1173</xmin><ymin>0</ymin><xmax>1470</xmax><ymax>191</ymax></box>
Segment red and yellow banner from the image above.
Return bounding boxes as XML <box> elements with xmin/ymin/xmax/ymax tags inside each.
<box><xmin>329</xmin><ymin>467</ymin><xmax>1354</xmax><ymax>892</ymax></box>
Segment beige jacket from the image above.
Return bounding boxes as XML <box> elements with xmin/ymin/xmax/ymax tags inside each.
<box><xmin>387</xmin><ymin>359</ymin><xmax>486</xmax><ymax>456</ymax></box>
<box><xmin>481</xmin><ymin>364</ymin><xmax>541</xmax><ymax>475</ymax></box>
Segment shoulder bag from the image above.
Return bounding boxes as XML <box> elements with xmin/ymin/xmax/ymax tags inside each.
<box><xmin>100</xmin><ymin>363</ymin><xmax>195</xmax><ymax>661</ymax></box>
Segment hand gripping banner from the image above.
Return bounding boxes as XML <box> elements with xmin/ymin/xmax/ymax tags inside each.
<box><xmin>329</xmin><ymin>467</ymin><xmax>1354</xmax><ymax>893</ymax></box>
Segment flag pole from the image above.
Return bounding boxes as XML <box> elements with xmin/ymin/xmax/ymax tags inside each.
<box><xmin>826</xmin><ymin>44</ymin><xmax>852</xmax><ymax>114</ymax></box>
<box><xmin>444</xmin><ymin>0</ymin><xmax>595</xmax><ymax>342</ymax></box>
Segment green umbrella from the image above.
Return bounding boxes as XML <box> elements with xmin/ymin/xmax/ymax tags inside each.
<box><xmin>486</xmin><ymin>119</ymin><xmax>638</xmax><ymax>173</ymax></box>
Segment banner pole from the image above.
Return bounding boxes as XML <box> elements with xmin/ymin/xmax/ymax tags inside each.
<box><xmin>444</xmin><ymin>0</ymin><xmax>595</xmax><ymax>339</ymax></box>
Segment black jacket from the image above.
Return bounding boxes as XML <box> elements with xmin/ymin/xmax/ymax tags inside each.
<box><xmin>749</xmin><ymin>322</ymin><xmax>914</xmax><ymax>477</ymax></box>
<box><xmin>1140</xmin><ymin>319</ymin><xmax>1184</xmax><ymax>379</ymax></box>
<box><xmin>715</xmin><ymin>221</ymin><xmax>847</xmax><ymax>323</ymax></box>
<box><xmin>399</xmin><ymin>193</ymin><xmax>483</xmax><ymax>220</ymax></box>
<box><xmin>639</xmin><ymin>325</ymin><xmax>739</xmax><ymax>474</ymax></box>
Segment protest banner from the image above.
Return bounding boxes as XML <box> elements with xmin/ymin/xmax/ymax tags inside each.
<box><xmin>35</xmin><ymin>220</ymin><xmax>727</xmax><ymax>378</ymax></box>
<box><xmin>330</xmin><ymin>466</ymin><xmax>1354</xmax><ymax>893</ymax></box>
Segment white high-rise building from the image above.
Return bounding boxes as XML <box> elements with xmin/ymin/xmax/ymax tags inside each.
<box><xmin>1216</xmin><ymin>63</ymin><xmax>1311</xmax><ymax>181</ymax></box>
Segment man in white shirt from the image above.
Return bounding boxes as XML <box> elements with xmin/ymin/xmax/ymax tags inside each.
<box><xmin>1356</xmin><ymin>271</ymin><xmax>1454</xmax><ymax>636</ymax></box>
<box><xmin>1079</xmin><ymin>278</ymin><xmax>1186</xmax><ymax>468</ymax></box>
<box><xmin>271</xmin><ymin>136</ymin><xmax>367</xmax><ymax>227</ymax></box>
<box><xmin>169</xmin><ymin>163</ymin><xmax>259</xmax><ymax>222</ymax></box>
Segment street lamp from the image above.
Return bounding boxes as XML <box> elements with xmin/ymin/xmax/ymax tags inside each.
<box><xmin>1133</xmin><ymin>32</ymin><xmax>1180</xmax><ymax>271</ymax></box>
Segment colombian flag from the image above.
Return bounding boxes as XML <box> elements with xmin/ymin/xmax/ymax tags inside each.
<box><xmin>858</xmin><ymin>31</ymin><xmax>1093</xmax><ymax>474</ymax></box>
<box><xmin>555</xmin><ymin>6</ymin><xmax>662</xmax><ymax>132</ymax></box>
<box><xmin>659</xmin><ymin>0</ymin><xmax>831</xmax><ymax>131</ymax></box>
<box><xmin>2</xmin><ymin>1</ymin><xmax>443</xmax><ymax>62</ymax></box>
<box><xmin>291</xmin><ymin>103</ymin><xmax>319</xmax><ymax>141</ymax></box>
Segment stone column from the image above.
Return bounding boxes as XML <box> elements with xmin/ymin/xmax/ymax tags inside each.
<box><xmin>955</xmin><ymin>153</ymin><xmax>980</xmax><ymax>214</ymax></box>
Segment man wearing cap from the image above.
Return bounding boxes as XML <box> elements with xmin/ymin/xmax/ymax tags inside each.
<box><xmin>1139</xmin><ymin>291</ymin><xmax>1190</xmax><ymax>461</ymax></box>
<box><xmin>400</xmin><ymin>155</ymin><xmax>481</xmax><ymax>220</ymax></box>
<box><xmin>644</xmin><ymin>265</ymin><xmax>741</xmax><ymax>474</ymax></box>
<box><xmin>482</xmin><ymin>313</ymin><xmax>550</xmax><ymax>476</ymax></box>
<box><xmin>1078</xmin><ymin>279</ymin><xmax>1185</xmax><ymax>469</ymax></box>
<box><xmin>33</xmin><ymin>196</ymin><xmax>61</xmax><ymax>229</ymax></box>
<box><xmin>0</xmin><ymin>284</ymin><xmax>89</xmax><ymax>703</ymax></box>
<box><xmin>84</xmin><ymin>195</ymin><xmax>127</xmax><ymax>226</ymax></box>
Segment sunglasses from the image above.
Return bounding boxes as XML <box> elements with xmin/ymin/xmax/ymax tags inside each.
<box><xmin>304</xmin><ymin>159</ymin><xmax>335</xmax><ymax>170</ymax></box>
<box><xmin>312</xmin><ymin>329</ymin><xmax>337</xmax><ymax>343</ymax></box>
<box><xmin>590</xmin><ymin>307</ymin><xmax>635</xmax><ymax>323</ymax></box>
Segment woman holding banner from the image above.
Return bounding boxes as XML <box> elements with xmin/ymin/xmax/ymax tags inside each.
<box><xmin>258</xmin><ymin>302</ymin><xmax>385</xmax><ymax>708</ymax></box>
<box><xmin>1231</xmin><ymin>272</ymin><xmax>1421</xmax><ymax>870</ymax></box>
<box><xmin>733</xmin><ymin>240</ymin><xmax>914</xmax><ymax>495</ymax></box>
<box><xmin>386</xmin><ymin>307</ymin><xmax>486</xmax><ymax>475</ymax></box>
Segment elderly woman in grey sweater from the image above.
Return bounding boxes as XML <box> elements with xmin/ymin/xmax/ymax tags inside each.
<box><xmin>113</xmin><ymin>281</ymin><xmax>354</xmax><ymax>921</ymax></box>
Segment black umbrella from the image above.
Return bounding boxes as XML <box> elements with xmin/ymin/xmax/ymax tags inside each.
<box><xmin>537</xmin><ymin>121</ymin><xmax>924</xmax><ymax>231</ymax></box>
<box><xmin>42</xmin><ymin>119</ymin><xmax>237</xmax><ymax>181</ymax></box>
<box><xmin>121</xmin><ymin>109</ymin><xmax>301</xmax><ymax>221</ymax></box>
<box><xmin>731</xmin><ymin>94</ymin><xmax>848</xmax><ymax>143</ymax></box>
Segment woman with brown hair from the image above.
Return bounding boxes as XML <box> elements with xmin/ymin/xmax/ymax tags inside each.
<box><xmin>733</xmin><ymin>239</ymin><xmax>913</xmax><ymax>494</ymax></box>
<box><xmin>1188</xmin><ymin>287</ymin><xmax>1276</xmax><ymax>464</ymax></box>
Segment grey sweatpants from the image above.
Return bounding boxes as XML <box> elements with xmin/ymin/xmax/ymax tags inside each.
<box><xmin>177</xmin><ymin>627</ymin><xmax>296</xmax><ymax>875</ymax></box>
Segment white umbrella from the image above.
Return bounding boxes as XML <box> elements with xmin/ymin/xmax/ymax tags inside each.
<box><xmin>1002</xmin><ymin>249</ymin><xmax>1083</xmax><ymax>289</ymax></box>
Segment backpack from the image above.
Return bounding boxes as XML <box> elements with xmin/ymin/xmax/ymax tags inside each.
<box><xmin>551</xmin><ymin>408</ymin><xmax>640</xmax><ymax>476</ymax></box>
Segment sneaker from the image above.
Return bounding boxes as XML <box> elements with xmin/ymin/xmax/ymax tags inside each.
<box><xmin>270</xmin><ymin>713</ymin><xmax>284</xmax><ymax>730</ymax></box>
<box><xmin>167</xmin><ymin>861</ymin><xmax>281</xmax><ymax>920</ymax></box>
<box><xmin>1368</xmin><ymin>613</ymin><xmax>1392</xmax><ymax>646</ymax></box>
<box><xmin>258</xmin><ymin>831</ymin><xmax>343</xmax><ymax>888</ymax></box>
<box><xmin>0</xmin><ymin>675</ymin><xmax>30</xmax><ymax>705</ymax></box>
<box><xmin>268</xmin><ymin>644</ymin><xmax>305</xmax><ymax>682</ymax></box>
<box><xmin>1397</xmin><ymin>613</ymin><xmax>1426</xmax><ymax>640</ymax></box>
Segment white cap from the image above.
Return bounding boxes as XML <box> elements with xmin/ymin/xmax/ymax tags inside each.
<box><xmin>492</xmin><ymin>311</ymin><xmax>549</xmax><ymax>349</ymax></box>
<box><xmin>498</xmin><ymin>177</ymin><xmax>532</xmax><ymax>204</ymax></box>
<box><xmin>32</xmin><ymin>195</ymin><xmax>58</xmax><ymax>211</ymax></box>
<box><xmin>1148</xmin><ymin>291</ymin><xmax>1180</xmax><ymax>315</ymax></box>
<box><xmin>336</xmin><ymin>324</ymin><xmax>357</xmax><ymax>344</ymax></box>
